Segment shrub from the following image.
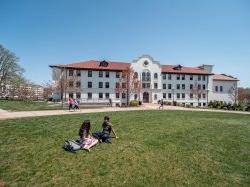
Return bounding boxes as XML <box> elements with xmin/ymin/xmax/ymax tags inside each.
<box><xmin>173</xmin><ymin>101</ymin><xmax>177</xmax><ymax>106</ymax></box>
<box><xmin>186</xmin><ymin>104</ymin><xmax>191</xmax><ymax>108</ymax></box>
<box><xmin>129</xmin><ymin>100</ymin><xmax>139</xmax><ymax>107</ymax></box>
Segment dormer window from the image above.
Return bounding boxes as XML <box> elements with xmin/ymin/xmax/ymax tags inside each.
<box><xmin>173</xmin><ymin>65</ymin><xmax>182</xmax><ymax>70</ymax></box>
<box><xmin>99</xmin><ymin>60</ymin><xmax>109</xmax><ymax>67</ymax></box>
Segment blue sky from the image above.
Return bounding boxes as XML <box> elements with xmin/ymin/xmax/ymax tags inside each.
<box><xmin>0</xmin><ymin>0</ymin><xmax>249</xmax><ymax>87</ymax></box>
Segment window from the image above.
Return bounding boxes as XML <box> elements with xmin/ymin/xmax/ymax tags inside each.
<box><xmin>182</xmin><ymin>93</ymin><xmax>185</xmax><ymax>99</ymax></box>
<box><xmin>177</xmin><ymin>93</ymin><xmax>180</xmax><ymax>99</ymax></box>
<box><xmin>116</xmin><ymin>93</ymin><xmax>120</xmax><ymax>99</ymax></box>
<box><xmin>105</xmin><ymin>71</ymin><xmax>109</xmax><ymax>78</ymax></box>
<box><xmin>203</xmin><ymin>93</ymin><xmax>206</xmax><ymax>98</ymax></box>
<box><xmin>99</xmin><ymin>82</ymin><xmax>103</xmax><ymax>88</ymax></box>
<box><xmin>190</xmin><ymin>75</ymin><xmax>193</xmax><ymax>80</ymax></box>
<box><xmin>182</xmin><ymin>74</ymin><xmax>185</xmax><ymax>80</ymax></box>
<box><xmin>87</xmin><ymin>92</ymin><xmax>92</xmax><ymax>99</ymax></box>
<box><xmin>146</xmin><ymin>72</ymin><xmax>151</xmax><ymax>81</ymax></box>
<box><xmin>122</xmin><ymin>83</ymin><xmax>126</xmax><ymax>88</ymax></box>
<box><xmin>105</xmin><ymin>93</ymin><xmax>110</xmax><ymax>99</ymax></box>
<box><xmin>134</xmin><ymin>94</ymin><xmax>138</xmax><ymax>100</ymax></box>
<box><xmin>105</xmin><ymin>82</ymin><xmax>109</xmax><ymax>88</ymax></box>
<box><xmin>198</xmin><ymin>94</ymin><xmax>201</xmax><ymax>99</ymax></box>
<box><xmin>142</xmin><ymin>83</ymin><xmax>150</xmax><ymax>88</ymax></box>
<box><xmin>76</xmin><ymin>70</ymin><xmax>81</xmax><ymax>76</ymax></box>
<box><xmin>154</xmin><ymin>94</ymin><xmax>157</xmax><ymax>100</ymax></box>
<box><xmin>198</xmin><ymin>75</ymin><xmax>201</xmax><ymax>81</ymax></box>
<box><xmin>203</xmin><ymin>84</ymin><xmax>206</xmax><ymax>90</ymax></box>
<box><xmin>198</xmin><ymin>84</ymin><xmax>201</xmax><ymax>90</ymax></box>
<box><xmin>177</xmin><ymin>84</ymin><xmax>180</xmax><ymax>90</ymax></box>
<box><xmin>76</xmin><ymin>93</ymin><xmax>81</xmax><ymax>99</ymax></box>
<box><xmin>99</xmin><ymin>71</ymin><xmax>103</xmax><ymax>78</ymax></box>
<box><xmin>69</xmin><ymin>70</ymin><xmax>74</xmax><ymax>76</ymax></box>
<box><xmin>122</xmin><ymin>93</ymin><xmax>126</xmax><ymax>99</ymax></box>
<box><xmin>163</xmin><ymin>93</ymin><xmax>166</xmax><ymax>99</ymax></box>
<box><xmin>88</xmin><ymin>82</ymin><xmax>92</xmax><ymax>88</ymax></box>
<box><xmin>177</xmin><ymin>74</ymin><xmax>180</xmax><ymax>80</ymax></box>
<box><xmin>99</xmin><ymin>93</ymin><xmax>103</xmax><ymax>99</ymax></box>
<box><xmin>168</xmin><ymin>93</ymin><xmax>172</xmax><ymax>99</ymax></box>
<box><xmin>116</xmin><ymin>72</ymin><xmax>120</xmax><ymax>78</ymax></box>
<box><xmin>190</xmin><ymin>103</ymin><xmax>193</xmax><ymax>106</ymax></box>
<box><xmin>168</xmin><ymin>84</ymin><xmax>172</xmax><ymax>90</ymax></box>
<box><xmin>220</xmin><ymin>86</ymin><xmax>223</xmax><ymax>92</ymax></box>
<box><xmin>116</xmin><ymin>82</ymin><xmax>119</xmax><ymax>88</ymax></box>
<box><xmin>182</xmin><ymin>84</ymin><xmax>185</xmax><ymax>90</ymax></box>
<box><xmin>215</xmin><ymin>86</ymin><xmax>218</xmax><ymax>92</ymax></box>
<box><xmin>154</xmin><ymin>73</ymin><xmax>158</xmax><ymax>79</ymax></box>
<box><xmin>76</xmin><ymin>81</ymin><xmax>81</xmax><ymax>88</ymax></box>
<box><xmin>134</xmin><ymin>72</ymin><xmax>138</xmax><ymax>79</ymax></box>
<box><xmin>154</xmin><ymin>83</ymin><xmax>158</xmax><ymax>89</ymax></box>
<box><xmin>190</xmin><ymin>93</ymin><xmax>193</xmax><ymax>99</ymax></box>
<box><xmin>190</xmin><ymin>84</ymin><xmax>193</xmax><ymax>90</ymax></box>
<box><xmin>163</xmin><ymin>74</ymin><xmax>166</xmax><ymax>80</ymax></box>
<box><xmin>198</xmin><ymin>103</ymin><xmax>201</xmax><ymax>107</ymax></box>
<box><xmin>168</xmin><ymin>74</ymin><xmax>172</xmax><ymax>80</ymax></box>
<box><xmin>163</xmin><ymin>84</ymin><xmax>166</xmax><ymax>89</ymax></box>
<box><xmin>69</xmin><ymin>92</ymin><xmax>73</xmax><ymax>98</ymax></box>
<box><xmin>203</xmin><ymin>103</ymin><xmax>206</xmax><ymax>106</ymax></box>
<box><xmin>88</xmin><ymin>70</ymin><xmax>92</xmax><ymax>77</ymax></box>
<box><xmin>69</xmin><ymin>81</ymin><xmax>73</xmax><ymax>87</ymax></box>
<box><xmin>203</xmin><ymin>75</ymin><xmax>206</xmax><ymax>81</ymax></box>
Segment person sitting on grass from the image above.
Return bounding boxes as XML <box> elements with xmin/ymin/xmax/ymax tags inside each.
<box><xmin>92</xmin><ymin>116</ymin><xmax>118</xmax><ymax>143</ymax></box>
<box><xmin>79</xmin><ymin>120</ymin><xmax>98</xmax><ymax>152</ymax></box>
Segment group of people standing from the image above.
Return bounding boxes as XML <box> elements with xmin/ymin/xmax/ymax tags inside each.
<box><xmin>78</xmin><ymin>116</ymin><xmax>118</xmax><ymax>152</ymax></box>
<box><xmin>68</xmin><ymin>97</ymin><xmax>80</xmax><ymax>111</ymax></box>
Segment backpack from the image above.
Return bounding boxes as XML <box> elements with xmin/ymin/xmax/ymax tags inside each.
<box><xmin>63</xmin><ymin>140</ymin><xmax>82</xmax><ymax>153</ymax></box>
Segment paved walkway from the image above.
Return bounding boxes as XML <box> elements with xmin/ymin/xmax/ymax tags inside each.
<box><xmin>0</xmin><ymin>105</ymin><xmax>249</xmax><ymax>120</ymax></box>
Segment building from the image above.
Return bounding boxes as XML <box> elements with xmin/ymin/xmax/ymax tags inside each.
<box><xmin>49</xmin><ymin>55</ymin><xmax>239</xmax><ymax>106</ymax></box>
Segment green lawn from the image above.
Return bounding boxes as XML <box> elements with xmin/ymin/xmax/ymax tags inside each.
<box><xmin>0</xmin><ymin>110</ymin><xmax>249</xmax><ymax>186</ymax></box>
<box><xmin>0</xmin><ymin>100</ymin><xmax>65</xmax><ymax>111</ymax></box>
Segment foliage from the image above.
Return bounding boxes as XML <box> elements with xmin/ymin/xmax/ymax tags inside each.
<box><xmin>0</xmin><ymin>111</ymin><xmax>250</xmax><ymax>186</ymax></box>
<box><xmin>0</xmin><ymin>44</ymin><xmax>24</xmax><ymax>96</ymax></box>
<box><xmin>129</xmin><ymin>100</ymin><xmax>139</xmax><ymax>107</ymax></box>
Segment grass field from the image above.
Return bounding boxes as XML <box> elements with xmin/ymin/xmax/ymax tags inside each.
<box><xmin>0</xmin><ymin>100</ymin><xmax>64</xmax><ymax>111</ymax></box>
<box><xmin>0</xmin><ymin>110</ymin><xmax>250</xmax><ymax>186</ymax></box>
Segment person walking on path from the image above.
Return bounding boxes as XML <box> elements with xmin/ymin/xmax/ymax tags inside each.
<box><xmin>159</xmin><ymin>99</ymin><xmax>164</xmax><ymax>110</ymax></box>
<box><xmin>68</xmin><ymin>97</ymin><xmax>75</xmax><ymax>111</ymax></box>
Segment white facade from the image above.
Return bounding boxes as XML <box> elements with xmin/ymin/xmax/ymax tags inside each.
<box><xmin>51</xmin><ymin>55</ymin><xmax>239</xmax><ymax>106</ymax></box>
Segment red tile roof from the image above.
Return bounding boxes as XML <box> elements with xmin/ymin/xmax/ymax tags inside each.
<box><xmin>212</xmin><ymin>74</ymin><xmax>239</xmax><ymax>81</ymax></box>
<box><xmin>50</xmin><ymin>60</ymin><xmax>130</xmax><ymax>71</ymax></box>
<box><xmin>161</xmin><ymin>65</ymin><xmax>213</xmax><ymax>75</ymax></box>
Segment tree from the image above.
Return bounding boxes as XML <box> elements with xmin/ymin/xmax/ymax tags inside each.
<box><xmin>42</xmin><ymin>81</ymin><xmax>54</xmax><ymax>101</ymax></box>
<box><xmin>0</xmin><ymin>44</ymin><xmax>24</xmax><ymax>96</ymax></box>
<box><xmin>228</xmin><ymin>84</ymin><xmax>238</xmax><ymax>104</ymax></box>
<box><xmin>115</xmin><ymin>67</ymin><xmax>141</xmax><ymax>106</ymax></box>
<box><xmin>238</xmin><ymin>87</ymin><xmax>250</xmax><ymax>104</ymax></box>
<box><xmin>191</xmin><ymin>82</ymin><xmax>203</xmax><ymax>106</ymax></box>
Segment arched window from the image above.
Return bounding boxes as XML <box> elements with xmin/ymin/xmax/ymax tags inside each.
<box><xmin>134</xmin><ymin>94</ymin><xmax>138</xmax><ymax>100</ymax></box>
<box><xmin>146</xmin><ymin>72</ymin><xmax>151</xmax><ymax>81</ymax></box>
<box><xmin>134</xmin><ymin>72</ymin><xmax>138</xmax><ymax>79</ymax></box>
<box><xmin>154</xmin><ymin>73</ymin><xmax>158</xmax><ymax>79</ymax></box>
<box><xmin>142</xmin><ymin>70</ymin><xmax>151</xmax><ymax>81</ymax></box>
<box><xmin>142</xmin><ymin>72</ymin><xmax>146</xmax><ymax>81</ymax></box>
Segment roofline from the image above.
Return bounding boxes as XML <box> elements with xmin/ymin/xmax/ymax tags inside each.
<box><xmin>49</xmin><ymin>65</ymin><xmax>127</xmax><ymax>72</ymax></box>
<box><xmin>213</xmin><ymin>78</ymin><xmax>239</xmax><ymax>81</ymax></box>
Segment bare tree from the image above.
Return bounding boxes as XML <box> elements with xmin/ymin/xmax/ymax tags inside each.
<box><xmin>191</xmin><ymin>82</ymin><xmax>203</xmax><ymax>106</ymax></box>
<box><xmin>0</xmin><ymin>44</ymin><xmax>24</xmax><ymax>96</ymax></box>
<box><xmin>229</xmin><ymin>84</ymin><xmax>238</xmax><ymax>104</ymax></box>
<box><xmin>42</xmin><ymin>81</ymin><xmax>53</xmax><ymax>101</ymax></box>
<box><xmin>115</xmin><ymin>67</ymin><xmax>141</xmax><ymax>105</ymax></box>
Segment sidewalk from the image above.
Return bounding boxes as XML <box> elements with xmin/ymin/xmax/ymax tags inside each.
<box><xmin>0</xmin><ymin>105</ymin><xmax>249</xmax><ymax>120</ymax></box>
